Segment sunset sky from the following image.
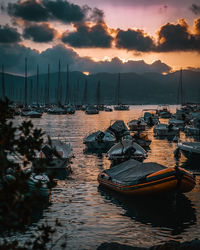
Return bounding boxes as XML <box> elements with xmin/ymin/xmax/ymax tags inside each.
<box><xmin>0</xmin><ymin>0</ymin><xmax>200</xmax><ymax>75</ymax></box>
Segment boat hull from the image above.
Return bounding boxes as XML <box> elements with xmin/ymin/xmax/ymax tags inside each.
<box><xmin>98</xmin><ymin>167</ymin><xmax>195</xmax><ymax>196</ymax></box>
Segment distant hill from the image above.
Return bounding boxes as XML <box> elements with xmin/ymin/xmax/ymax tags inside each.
<box><xmin>1</xmin><ymin>70</ymin><xmax>200</xmax><ymax>104</ymax></box>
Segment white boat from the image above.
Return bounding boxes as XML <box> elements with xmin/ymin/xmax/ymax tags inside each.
<box><xmin>34</xmin><ymin>139</ymin><xmax>73</xmax><ymax>170</ymax></box>
<box><xmin>21</xmin><ymin>110</ymin><xmax>42</xmax><ymax>118</ymax></box>
<box><xmin>178</xmin><ymin>141</ymin><xmax>200</xmax><ymax>160</ymax></box>
<box><xmin>154</xmin><ymin>123</ymin><xmax>180</xmax><ymax>137</ymax></box>
<box><xmin>47</xmin><ymin>107</ymin><xmax>67</xmax><ymax>114</ymax></box>
<box><xmin>83</xmin><ymin>130</ymin><xmax>116</xmax><ymax>151</ymax></box>
<box><xmin>107</xmin><ymin>139</ymin><xmax>147</xmax><ymax>165</ymax></box>
<box><xmin>104</xmin><ymin>106</ymin><xmax>113</xmax><ymax>112</ymax></box>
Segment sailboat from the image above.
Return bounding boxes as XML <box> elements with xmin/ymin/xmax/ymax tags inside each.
<box><xmin>114</xmin><ymin>73</ymin><xmax>129</xmax><ymax>111</ymax></box>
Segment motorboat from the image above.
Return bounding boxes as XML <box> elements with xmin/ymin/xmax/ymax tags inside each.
<box><xmin>66</xmin><ymin>105</ymin><xmax>76</xmax><ymax>114</ymax></box>
<box><xmin>127</xmin><ymin>119</ymin><xmax>146</xmax><ymax>131</ymax></box>
<box><xmin>106</xmin><ymin>120</ymin><xmax>130</xmax><ymax>141</ymax></box>
<box><xmin>132</xmin><ymin>132</ymin><xmax>151</xmax><ymax>148</ymax></box>
<box><xmin>85</xmin><ymin>105</ymin><xmax>99</xmax><ymax>114</ymax></box>
<box><xmin>83</xmin><ymin>130</ymin><xmax>116</xmax><ymax>151</ymax></box>
<box><xmin>154</xmin><ymin>123</ymin><xmax>180</xmax><ymax>137</ymax></box>
<box><xmin>142</xmin><ymin>109</ymin><xmax>159</xmax><ymax>126</ymax></box>
<box><xmin>178</xmin><ymin>141</ymin><xmax>200</xmax><ymax>160</ymax></box>
<box><xmin>156</xmin><ymin>106</ymin><xmax>172</xmax><ymax>118</ymax></box>
<box><xmin>47</xmin><ymin>107</ymin><xmax>67</xmax><ymax>115</ymax></box>
<box><xmin>33</xmin><ymin>139</ymin><xmax>73</xmax><ymax>171</ymax></box>
<box><xmin>107</xmin><ymin>139</ymin><xmax>147</xmax><ymax>165</ymax></box>
<box><xmin>185</xmin><ymin>117</ymin><xmax>200</xmax><ymax>136</ymax></box>
<box><xmin>169</xmin><ymin>118</ymin><xmax>185</xmax><ymax>130</ymax></box>
<box><xmin>28</xmin><ymin>173</ymin><xmax>50</xmax><ymax>198</ymax></box>
<box><xmin>114</xmin><ymin>104</ymin><xmax>129</xmax><ymax>111</ymax></box>
<box><xmin>98</xmin><ymin>159</ymin><xmax>196</xmax><ymax>196</ymax></box>
<box><xmin>104</xmin><ymin>106</ymin><xmax>113</xmax><ymax>112</ymax></box>
<box><xmin>21</xmin><ymin>110</ymin><xmax>42</xmax><ymax>118</ymax></box>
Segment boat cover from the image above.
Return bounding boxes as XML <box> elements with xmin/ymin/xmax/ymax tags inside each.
<box><xmin>107</xmin><ymin>120</ymin><xmax>129</xmax><ymax>134</ymax></box>
<box><xmin>84</xmin><ymin>131</ymin><xmax>115</xmax><ymax>143</ymax></box>
<box><xmin>178</xmin><ymin>141</ymin><xmax>200</xmax><ymax>153</ymax></box>
<box><xmin>104</xmin><ymin>159</ymin><xmax>166</xmax><ymax>185</ymax></box>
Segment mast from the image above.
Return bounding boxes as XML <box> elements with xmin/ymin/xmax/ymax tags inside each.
<box><xmin>65</xmin><ymin>64</ymin><xmax>69</xmax><ymax>105</ymax></box>
<box><xmin>57</xmin><ymin>60</ymin><xmax>62</xmax><ymax>105</ymax></box>
<box><xmin>46</xmin><ymin>64</ymin><xmax>50</xmax><ymax>105</ymax></box>
<box><xmin>24</xmin><ymin>58</ymin><xmax>28</xmax><ymax>106</ymax></box>
<box><xmin>1</xmin><ymin>64</ymin><xmax>5</xmax><ymax>100</ymax></box>
<box><xmin>115</xmin><ymin>73</ymin><xmax>120</xmax><ymax>105</ymax></box>
<box><xmin>96</xmin><ymin>80</ymin><xmax>100</xmax><ymax>105</ymax></box>
<box><xmin>76</xmin><ymin>79</ymin><xmax>79</xmax><ymax>105</ymax></box>
<box><xmin>83</xmin><ymin>79</ymin><xmax>88</xmax><ymax>105</ymax></box>
<box><xmin>30</xmin><ymin>79</ymin><xmax>33</xmax><ymax>106</ymax></box>
<box><xmin>36</xmin><ymin>64</ymin><xmax>39</xmax><ymax>106</ymax></box>
<box><xmin>177</xmin><ymin>69</ymin><xmax>185</xmax><ymax>105</ymax></box>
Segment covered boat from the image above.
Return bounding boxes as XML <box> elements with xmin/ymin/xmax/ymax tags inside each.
<box><xmin>34</xmin><ymin>139</ymin><xmax>73</xmax><ymax>171</ymax></box>
<box><xmin>142</xmin><ymin>109</ymin><xmax>159</xmax><ymax>126</ymax></box>
<box><xmin>98</xmin><ymin>159</ymin><xmax>195</xmax><ymax>196</ymax></box>
<box><xmin>127</xmin><ymin>119</ymin><xmax>146</xmax><ymax>131</ymax></box>
<box><xmin>154</xmin><ymin>123</ymin><xmax>180</xmax><ymax>137</ymax></box>
<box><xmin>169</xmin><ymin>118</ymin><xmax>185</xmax><ymax>130</ymax></box>
<box><xmin>114</xmin><ymin>104</ymin><xmax>129</xmax><ymax>110</ymax></box>
<box><xmin>178</xmin><ymin>141</ymin><xmax>200</xmax><ymax>160</ymax></box>
<box><xmin>107</xmin><ymin>139</ymin><xmax>147</xmax><ymax>165</ymax></box>
<box><xmin>106</xmin><ymin>120</ymin><xmax>130</xmax><ymax>141</ymax></box>
<box><xmin>83</xmin><ymin>130</ymin><xmax>116</xmax><ymax>151</ymax></box>
<box><xmin>132</xmin><ymin>132</ymin><xmax>151</xmax><ymax>148</ymax></box>
<box><xmin>47</xmin><ymin>107</ymin><xmax>67</xmax><ymax>114</ymax></box>
<box><xmin>85</xmin><ymin>105</ymin><xmax>99</xmax><ymax>114</ymax></box>
<box><xmin>21</xmin><ymin>110</ymin><xmax>42</xmax><ymax>118</ymax></box>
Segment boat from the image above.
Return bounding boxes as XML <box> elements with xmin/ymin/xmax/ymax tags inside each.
<box><xmin>114</xmin><ymin>104</ymin><xmax>129</xmax><ymax>111</ymax></box>
<box><xmin>33</xmin><ymin>139</ymin><xmax>73</xmax><ymax>171</ymax></box>
<box><xmin>85</xmin><ymin>105</ymin><xmax>99</xmax><ymax>114</ymax></box>
<box><xmin>142</xmin><ymin>109</ymin><xmax>159</xmax><ymax>126</ymax></box>
<box><xmin>132</xmin><ymin>132</ymin><xmax>151</xmax><ymax>148</ymax></box>
<box><xmin>106</xmin><ymin>120</ymin><xmax>130</xmax><ymax>141</ymax></box>
<box><xmin>98</xmin><ymin>159</ymin><xmax>196</xmax><ymax>196</ymax></box>
<box><xmin>169</xmin><ymin>118</ymin><xmax>185</xmax><ymax>130</ymax></box>
<box><xmin>178</xmin><ymin>141</ymin><xmax>200</xmax><ymax>160</ymax></box>
<box><xmin>83</xmin><ymin>130</ymin><xmax>116</xmax><ymax>151</ymax></box>
<box><xmin>66</xmin><ymin>105</ymin><xmax>76</xmax><ymax>114</ymax></box>
<box><xmin>156</xmin><ymin>105</ymin><xmax>172</xmax><ymax>118</ymax></box>
<box><xmin>21</xmin><ymin>110</ymin><xmax>42</xmax><ymax>118</ymax></box>
<box><xmin>127</xmin><ymin>119</ymin><xmax>146</xmax><ymax>131</ymax></box>
<box><xmin>154</xmin><ymin>123</ymin><xmax>180</xmax><ymax>137</ymax></box>
<box><xmin>185</xmin><ymin>117</ymin><xmax>200</xmax><ymax>136</ymax></box>
<box><xmin>107</xmin><ymin>139</ymin><xmax>147</xmax><ymax>165</ymax></box>
<box><xmin>104</xmin><ymin>106</ymin><xmax>113</xmax><ymax>112</ymax></box>
<box><xmin>28</xmin><ymin>173</ymin><xmax>50</xmax><ymax>198</ymax></box>
<box><xmin>47</xmin><ymin>107</ymin><xmax>67</xmax><ymax>115</ymax></box>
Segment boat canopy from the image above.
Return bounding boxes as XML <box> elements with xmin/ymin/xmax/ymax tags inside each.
<box><xmin>104</xmin><ymin>159</ymin><xmax>166</xmax><ymax>185</ymax></box>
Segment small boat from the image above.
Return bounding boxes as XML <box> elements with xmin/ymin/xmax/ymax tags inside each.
<box><xmin>28</xmin><ymin>173</ymin><xmax>50</xmax><ymax>198</ymax></box>
<box><xmin>114</xmin><ymin>104</ymin><xmax>129</xmax><ymax>111</ymax></box>
<box><xmin>107</xmin><ymin>139</ymin><xmax>147</xmax><ymax>165</ymax></box>
<box><xmin>47</xmin><ymin>107</ymin><xmax>67</xmax><ymax>115</ymax></box>
<box><xmin>185</xmin><ymin>117</ymin><xmax>200</xmax><ymax>136</ymax></box>
<box><xmin>83</xmin><ymin>130</ymin><xmax>116</xmax><ymax>151</ymax></box>
<box><xmin>154</xmin><ymin>123</ymin><xmax>180</xmax><ymax>137</ymax></box>
<box><xmin>66</xmin><ymin>105</ymin><xmax>76</xmax><ymax>114</ymax></box>
<box><xmin>98</xmin><ymin>159</ymin><xmax>195</xmax><ymax>196</ymax></box>
<box><xmin>34</xmin><ymin>139</ymin><xmax>73</xmax><ymax>171</ymax></box>
<box><xmin>85</xmin><ymin>105</ymin><xmax>99</xmax><ymax>114</ymax></box>
<box><xmin>142</xmin><ymin>109</ymin><xmax>159</xmax><ymax>126</ymax></box>
<box><xmin>132</xmin><ymin>132</ymin><xmax>151</xmax><ymax>148</ymax></box>
<box><xmin>104</xmin><ymin>106</ymin><xmax>113</xmax><ymax>112</ymax></box>
<box><xmin>106</xmin><ymin>120</ymin><xmax>130</xmax><ymax>141</ymax></box>
<box><xmin>178</xmin><ymin>141</ymin><xmax>200</xmax><ymax>160</ymax></box>
<box><xmin>169</xmin><ymin>118</ymin><xmax>185</xmax><ymax>130</ymax></box>
<box><xmin>127</xmin><ymin>119</ymin><xmax>146</xmax><ymax>131</ymax></box>
<box><xmin>156</xmin><ymin>106</ymin><xmax>172</xmax><ymax>118</ymax></box>
<box><xmin>21</xmin><ymin>110</ymin><xmax>42</xmax><ymax>118</ymax></box>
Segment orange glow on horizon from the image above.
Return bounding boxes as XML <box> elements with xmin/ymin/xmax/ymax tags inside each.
<box><xmin>83</xmin><ymin>71</ymin><xmax>90</xmax><ymax>75</ymax></box>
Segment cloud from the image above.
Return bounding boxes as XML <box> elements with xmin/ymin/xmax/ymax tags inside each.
<box><xmin>194</xmin><ymin>18</ymin><xmax>200</xmax><ymax>35</ymax></box>
<box><xmin>23</xmin><ymin>23</ymin><xmax>57</xmax><ymax>43</ymax></box>
<box><xmin>156</xmin><ymin>18</ymin><xmax>200</xmax><ymax>51</ymax></box>
<box><xmin>0</xmin><ymin>24</ymin><xmax>21</xmax><ymax>43</ymax></box>
<box><xmin>0</xmin><ymin>43</ymin><xmax>171</xmax><ymax>75</ymax></box>
<box><xmin>8</xmin><ymin>0</ymin><xmax>49</xmax><ymax>22</ymax></box>
<box><xmin>190</xmin><ymin>4</ymin><xmax>200</xmax><ymax>15</ymax></box>
<box><xmin>62</xmin><ymin>23</ymin><xmax>113</xmax><ymax>48</ymax></box>
<box><xmin>116</xmin><ymin>29</ymin><xmax>155</xmax><ymax>52</ymax></box>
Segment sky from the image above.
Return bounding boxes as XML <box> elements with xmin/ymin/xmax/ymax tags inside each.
<box><xmin>0</xmin><ymin>0</ymin><xmax>200</xmax><ymax>75</ymax></box>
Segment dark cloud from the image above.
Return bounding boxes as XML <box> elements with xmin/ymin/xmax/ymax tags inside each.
<box><xmin>0</xmin><ymin>43</ymin><xmax>171</xmax><ymax>75</ymax></box>
<box><xmin>62</xmin><ymin>23</ymin><xmax>113</xmax><ymax>48</ymax></box>
<box><xmin>7</xmin><ymin>0</ymin><xmax>87</xmax><ymax>23</ymax></box>
<box><xmin>194</xmin><ymin>18</ymin><xmax>200</xmax><ymax>35</ymax></box>
<box><xmin>190</xmin><ymin>4</ymin><xmax>200</xmax><ymax>15</ymax></box>
<box><xmin>8</xmin><ymin>0</ymin><xmax>49</xmax><ymax>22</ymax></box>
<box><xmin>116</xmin><ymin>29</ymin><xmax>155</xmax><ymax>51</ymax></box>
<box><xmin>156</xmin><ymin>19</ymin><xmax>200</xmax><ymax>51</ymax></box>
<box><xmin>89</xmin><ymin>7</ymin><xmax>104</xmax><ymax>23</ymax></box>
<box><xmin>0</xmin><ymin>24</ymin><xmax>21</xmax><ymax>43</ymax></box>
<box><xmin>42</xmin><ymin>0</ymin><xmax>85</xmax><ymax>23</ymax></box>
<box><xmin>23</xmin><ymin>23</ymin><xmax>56</xmax><ymax>43</ymax></box>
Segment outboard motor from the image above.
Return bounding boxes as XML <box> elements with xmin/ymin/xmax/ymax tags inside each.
<box><xmin>42</xmin><ymin>145</ymin><xmax>53</xmax><ymax>160</ymax></box>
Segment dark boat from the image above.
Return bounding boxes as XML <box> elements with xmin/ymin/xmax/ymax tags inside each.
<box><xmin>178</xmin><ymin>141</ymin><xmax>200</xmax><ymax>160</ymax></box>
<box><xmin>98</xmin><ymin>159</ymin><xmax>195</xmax><ymax>196</ymax></box>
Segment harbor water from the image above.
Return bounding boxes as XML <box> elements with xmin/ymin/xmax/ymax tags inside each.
<box><xmin>15</xmin><ymin>105</ymin><xmax>200</xmax><ymax>249</ymax></box>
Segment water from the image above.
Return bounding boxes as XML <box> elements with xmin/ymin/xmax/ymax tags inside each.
<box><xmin>15</xmin><ymin>106</ymin><xmax>200</xmax><ymax>249</ymax></box>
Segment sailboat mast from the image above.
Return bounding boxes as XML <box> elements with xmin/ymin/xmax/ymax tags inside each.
<box><xmin>57</xmin><ymin>60</ymin><xmax>61</xmax><ymax>105</ymax></box>
<box><xmin>116</xmin><ymin>73</ymin><xmax>120</xmax><ymax>105</ymax></box>
<box><xmin>24</xmin><ymin>58</ymin><xmax>28</xmax><ymax>106</ymax></box>
<box><xmin>65</xmin><ymin>64</ymin><xmax>69</xmax><ymax>105</ymax></box>
<box><xmin>177</xmin><ymin>69</ymin><xmax>185</xmax><ymax>105</ymax></box>
<box><xmin>83</xmin><ymin>79</ymin><xmax>88</xmax><ymax>105</ymax></box>
<box><xmin>97</xmin><ymin>80</ymin><xmax>100</xmax><ymax>105</ymax></box>
<box><xmin>36</xmin><ymin>64</ymin><xmax>39</xmax><ymax>106</ymax></box>
<box><xmin>1</xmin><ymin>64</ymin><xmax>5</xmax><ymax>100</ymax></box>
<box><xmin>47</xmin><ymin>64</ymin><xmax>50</xmax><ymax>105</ymax></box>
<box><xmin>30</xmin><ymin>79</ymin><xmax>33</xmax><ymax>106</ymax></box>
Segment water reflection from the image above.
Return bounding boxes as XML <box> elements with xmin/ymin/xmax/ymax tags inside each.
<box><xmin>98</xmin><ymin>187</ymin><xmax>196</xmax><ymax>236</ymax></box>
